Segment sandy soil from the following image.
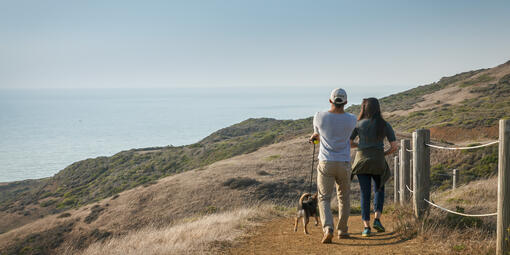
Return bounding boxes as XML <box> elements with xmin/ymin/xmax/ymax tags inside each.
<box><xmin>390</xmin><ymin>85</ymin><xmax>475</xmax><ymax>117</ymax></box>
<box><xmin>429</xmin><ymin>125</ymin><xmax>499</xmax><ymax>142</ymax></box>
<box><xmin>389</xmin><ymin>61</ymin><xmax>510</xmax><ymax>117</ymax></box>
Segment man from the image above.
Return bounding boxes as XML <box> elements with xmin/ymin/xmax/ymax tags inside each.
<box><xmin>309</xmin><ymin>88</ymin><xmax>357</xmax><ymax>243</ymax></box>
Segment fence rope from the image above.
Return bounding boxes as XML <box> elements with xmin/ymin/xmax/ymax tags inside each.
<box><xmin>424</xmin><ymin>198</ymin><xmax>497</xmax><ymax>217</ymax></box>
<box><xmin>406</xmin><ymin>185</ymin><xmax>414</xmax><ymax>193</ymax></box>
<box><xmin>425</xmin><ymin>141</ymin><xmax>499</xmax><ymax>150</ymax></box>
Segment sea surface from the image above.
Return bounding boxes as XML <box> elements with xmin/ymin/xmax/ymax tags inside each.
<box><xmin>0</xmin><ymin>87</ymin><xmax>395</xmax><ymax>182</ymax></box>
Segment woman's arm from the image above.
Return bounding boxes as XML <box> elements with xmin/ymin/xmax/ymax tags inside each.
<box><xmin>384</xmin><ymin>141</ymin><xmax>399</xmax><ymax>155</ymax></box>
<box><xmin>384</xmin><ymin>122</ymin><xmax>398</xmax><ymax>155</ymax></box>
<box><xmin>350</xmin><ymin>126</ymin><xmax>359</xmax><ymax>148</ymax></box>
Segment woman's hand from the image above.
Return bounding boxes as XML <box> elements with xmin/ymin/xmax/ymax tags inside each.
<box><xmin>384</xmin><ymin>141</ymin><xmax>399</xmax><ymax>155</ymax></box>
<box><xmin>309</xmin><ymin>133</ymin><xmax>320</xmax><ymax>143</ymax></box>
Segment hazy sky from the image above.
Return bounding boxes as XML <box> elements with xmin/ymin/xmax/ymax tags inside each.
<box><xmin>1</xmin><ymin>0</ymin><xmax>510</xmax><ymax>90</ymax></box>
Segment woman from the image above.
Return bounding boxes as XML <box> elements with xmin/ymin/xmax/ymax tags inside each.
<box><xmin>350</xmin><ymin>98</ymin><xmax>398</xmax><ymax>237</ymax></box>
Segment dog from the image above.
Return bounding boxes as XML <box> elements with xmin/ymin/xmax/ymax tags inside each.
<box><xmin>294</xmin><ymin>192</ymin><xmax>319</xmax><ymax>234</ymax></box>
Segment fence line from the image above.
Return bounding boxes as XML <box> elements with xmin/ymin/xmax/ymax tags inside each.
<box><xmin>425</xmin><ymin>141</ymin><xmax>499</xmax><ymax>150</ymax></box>
<box><xmin>408</xmin><ymin>119</ymin><xmax>508</xmax><ymax>254</ymax></box>
<box><xmin>424</xmin><ymin>198</ymin><xmax>498</xmax><ymax>217</ymax></box>
<box><xmin>400</xmin><ymin>119</ymin><xmax>510</xmax><ymax>255</ymax></box>
<box><xmin>394</xmin><ymin>155</ymin><xmax>399</xmax><ymax>204</ymax></box>
<box><xmin>400</xmin><ymin>140</ymin><xmax>412</xmax><ymax>205</ymax></box>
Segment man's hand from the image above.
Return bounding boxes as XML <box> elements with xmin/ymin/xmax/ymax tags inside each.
<box><xmin>309</xmin><ymin>133</ymin><xmax>320</xmax><ymax>143</ymax></box>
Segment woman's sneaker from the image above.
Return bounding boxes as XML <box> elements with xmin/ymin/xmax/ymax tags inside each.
<box><xmin>362</xmin><ymin>227</ymin><xmax>371</xmax><ymax>237</ymax></box>
<box><xmin>373</xmin><ymin>219</ymin><xmax>386</xmax><ymax>232</ymax></box>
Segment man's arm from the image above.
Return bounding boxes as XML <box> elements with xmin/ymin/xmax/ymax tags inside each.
<box><xmin>310</xmin><ymin>112</ymin><xmax>320</xmax><ymax>143</ymax></box>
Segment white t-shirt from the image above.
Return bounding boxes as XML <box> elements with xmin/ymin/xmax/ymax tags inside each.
<box><xmin>313</xmin><ymin>111</ymin><xmax>357</xmax><ymax>162</ymax></box>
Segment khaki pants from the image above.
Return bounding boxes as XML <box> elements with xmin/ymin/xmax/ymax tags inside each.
<box><xmin>317</xmin><ymin>161</ymin><xmax>351</xmax><ymax>234</ymax></box>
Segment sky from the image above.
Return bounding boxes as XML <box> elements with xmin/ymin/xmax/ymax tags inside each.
<box><xmin>1</xmin><ymin>0</ymin><xmax>510</xmax><ymax>90</ymax></box>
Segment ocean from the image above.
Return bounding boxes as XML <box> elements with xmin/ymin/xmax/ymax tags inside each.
<box><xmin>0</xmin><ymin>87</ymin><xmax>393</xmax><ymax>182</ymax></box>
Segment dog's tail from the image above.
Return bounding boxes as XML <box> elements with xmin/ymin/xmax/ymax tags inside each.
<box><xmin>299</xmin><ymin>193</ymin><xmax>311</xmax><ymax>206</ymax></box>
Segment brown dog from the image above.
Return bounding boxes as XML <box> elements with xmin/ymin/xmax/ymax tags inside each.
<box><xmin>294</xmin><ymin>193</ymin><xmax>319</xmax><ymax>234</ymax></box>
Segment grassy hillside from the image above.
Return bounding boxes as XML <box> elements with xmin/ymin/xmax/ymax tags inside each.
<box><xmin>386</xmin><ymin>72</ymin><xmax>510</xmax><ymax>132</ymax></box>
<box><xmin>347</xmin><ymin>60</ymin><xmax>510</xmax><ymax>137</ymax></box>
<box><xmin>0</xmin><ymin>118</ymin><xmax>312</xmax><ymax>232</ymax></box>
<box><xmin>0</xmin><ymin>136</ymin><xmax>315</xmax><ymax>254</ymax></box>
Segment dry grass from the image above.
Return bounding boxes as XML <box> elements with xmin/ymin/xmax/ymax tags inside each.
<box><xmin>391</xmin><ymin>177</ymin><xmax>497</xmax><ymax>254</ymax></box>
<box><xmin>75</xmin><ymin>204</ymin><xmax>283</xmax><ymax>255</ymax></box>
<box><xmin>0</xmin><ymin>136</ymin><xmax>313</xmax><ymax>253</ymax></box>
<box><xmin>432</xmin><ymin>177</ymin><xmax>497</xmax><ymax>223</ymax></box>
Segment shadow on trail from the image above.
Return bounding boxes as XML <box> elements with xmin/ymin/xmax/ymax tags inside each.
<box><xmin>331</xmin><ymin>231</ymin><xmax>407</xmax><ymax>246</ymax></box>
<box><xmin>348</xmin><ymin>236</ymin><xmax>400</xmax><ymax>241</ymax></box>
<box><xmin>349</xmin><ymin>231</ymin><xmax>396</xmax><ymax>237</ymax></box>
<box><xmin>332</xmin><ymin>238</ymin><xmax>407</xmax><ymax>247</ymax></box>
<box><xmin>346</xmin><ymin>231</ymin><xmax>400</xmax><ymax>241</ymax></box>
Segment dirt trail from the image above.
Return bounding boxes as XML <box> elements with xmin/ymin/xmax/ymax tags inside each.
<box><xmin>229</xmin><ymin>215</ymin><xmax>437</xmax><ymax>255</ymax></box>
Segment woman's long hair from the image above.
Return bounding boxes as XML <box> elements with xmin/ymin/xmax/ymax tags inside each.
<box><xmin>358</xmin><ymin>97</ymin><xmax>386</xmax><ymax>139</ymax></box>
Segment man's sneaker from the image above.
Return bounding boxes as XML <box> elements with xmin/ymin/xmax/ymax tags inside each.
<box><xmin>362</xmin><ymin>227</ymin><xmax>371</xmax><ymax>237</ymax></box>
<box><xmin>373</xmin><ymin>219</ymin><xmax>386</xmax><ymax>232</ymax></box>
<box><xmin>321</xmin><ymin>228</ymin><xmax>334</xmax><ymax>244</ymax></box>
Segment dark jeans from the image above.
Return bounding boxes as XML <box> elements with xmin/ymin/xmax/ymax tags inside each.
<box><xmin>357</xmin><ymin>174</ymin><xmax>384</xmax><ymax>221</ymax></box>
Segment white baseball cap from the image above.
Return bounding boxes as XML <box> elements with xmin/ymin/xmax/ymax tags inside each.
<box><xmin>330</xmin><ymin>88</ymin><xmax>347</xmax><ymax>105</ymax></box>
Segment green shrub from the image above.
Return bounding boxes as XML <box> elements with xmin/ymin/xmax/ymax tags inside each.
<box><xmin>445</xmin><ymin>206</ymin><xmax>483</xmax><ymax>228</ymax></box>
<box><xmin>202</xmin><ymin>206</ymin><xmax>218</xmax><ymax>214</ymax></box>
<box><xmin>265</xmin><ymin>155</ymin><xmax>281</xmax><ymax>161</ymax></box>
<box><xmin>40</xmin><ymin>199</ymin><xmax>57</xmax><ymax>207</ymax></box>
<box><xmin>57</xmin><ymin>197</ymin><xmax>77</xmax><ymax>209</ymax></box>
<box><xmin>453</xmin><ymin>244</ymin><xmax>466</xmax><ymax>252</ymax></box>
<box><xmin>459</xmin><ymin>73</ymin><xmax>495</xmax><ymax>88</ymax></box>
<box><xmin>222</xmin><ymin>177</ymin><xmax>260</xmax><ymax>189</ymax></box>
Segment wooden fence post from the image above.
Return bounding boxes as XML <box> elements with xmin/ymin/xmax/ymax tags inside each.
<box><xmin>394</xmin><ymin>156</ymin><xmax>400</xmax><ymax>204</ymax></box>
<box><xmin>497</xmin><ymin>119</ymin><xmax>510</xmax><ymax>255</ymax></box>
<box><xmin>452</xmin><ymin>169</ymin><xmax>458</xmax><ymax>190</ymax></box>
<box><xmin>413</xmin><ymin>129</ymin><xmax>430</xmax><ymax>219</ymax></box>
<box><xmin>400</xmin><ymin>139</ymin><xmax>411</xmax><ymax>205</ymax></box>
<box><xmin>410</xmin><ymin>158</ymin><xmax>413</xmax><ymax>191</ymax></box>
